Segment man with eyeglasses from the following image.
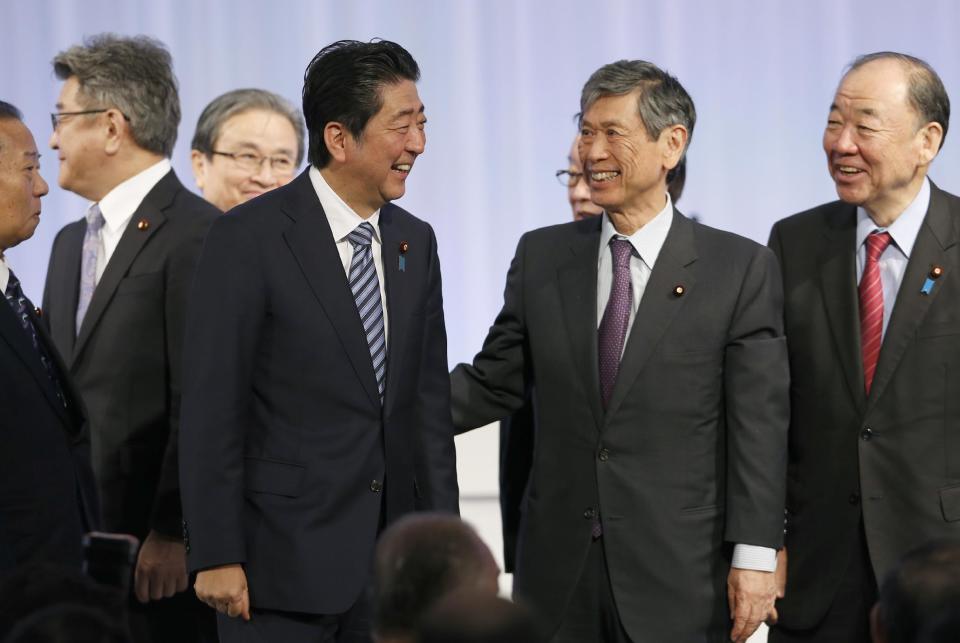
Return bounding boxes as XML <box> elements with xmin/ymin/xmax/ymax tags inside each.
<box><xmin>42</xmin><ymin>34</ymin><xmax>219</xmax><ymax>643</ymax></box>
<box><xmin>190</xmin><ymin>89</ymin><xmax>305</xmax><ymax>213</ymax></box>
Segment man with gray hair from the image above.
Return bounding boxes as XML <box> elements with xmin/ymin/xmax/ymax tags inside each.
<box><xmin>768</xmin><ymin>52</ymin><xmax>959</xmax><ymax>643</ymax></box>
<box><xmin>190</xmin><ymin>88</ymin><xmax>304</xmax><ymax>212</ymax></box>
<box><xmin>451</xmin><ymin>59</ymin><xmax>788</xmax><ymax>642</ymax></box>
<box><xmin>41</xmin><ymin>34</ymin><xmax>219</xmax><ymax>642</ymax></box>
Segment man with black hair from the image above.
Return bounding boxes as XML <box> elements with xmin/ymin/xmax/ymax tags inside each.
<box><xmin>373</xmin><ymin>514</ymin><xmax>499</xmax><ymax>643</ymax></box>
<box><xmin>180</xmin><ymin>39</ymin><xmax>459</xmax><ymax>643</ymax></box>
<box><xmin>870</xmin><ymin>540</ymin><xmax>960</xmax><ymax>643</ymax></box>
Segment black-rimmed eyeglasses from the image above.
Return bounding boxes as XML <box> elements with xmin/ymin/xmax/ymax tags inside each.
<box><xmin>50</xmin><ymin>109</ymin><xmax>128</xmax><ymax>131</ymax></box>
<box><xmin>211</xmin><ymin>151</ymin><xmax>296</xmax><ymax>176</ymax></box>
<box><xmin>555</xmin><ymin>169</ymin><xmax>586</xmax><ymax>187</ymax></box>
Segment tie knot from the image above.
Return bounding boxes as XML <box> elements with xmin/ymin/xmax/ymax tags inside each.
<box><xmin>348</xmin><ymin>222</ymin><xmax>375</xmax><ymax>248</ymax></box>
<box><xmin>86</xmin><ymin>205</ymin><xmax>105</xmax><ymax>231</ymax></box>
<box><xmin>865</xmin><ymin>231</ymin><xmax>892</xmax><ymax>262</ymax></box>
<box><xmin>609</xmin><ymin>238</ymin><xmax>633</xmax><ymax>268</ymax></box>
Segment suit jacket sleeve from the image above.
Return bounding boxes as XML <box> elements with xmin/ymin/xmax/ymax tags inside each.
<box><xmin>151</xmin><ymin>216</ymin><xmax>210</xmax><ymax>538</ymax></box>
<box><xmin>415</xmin><ymin>226</ymin><xmax>460</xmax><ymax>513</ymax></box>
<box><xmin>723</xmin><ymin>244</ymin><xmax>789</xmax><ymax>549</ymax></box>
<box><xmin>450</xmin><ymin>234</ymin><xmax>530</xmax><ymax>432</ymax></box>
<box><xmin>180</xmin><ymin>216</ymin><xmax>264</xmax><ymax>570</ymax></box>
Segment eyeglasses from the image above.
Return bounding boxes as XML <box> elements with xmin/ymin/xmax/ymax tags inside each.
<box><xmin>555</xmin><ymin>169</ymin><xmax>586</xmax><ymax>187</ymax></box>
<box><xmin>212</xmin><ymin>151</ymin><xmax>296</xmax><ymax>176</ymax></box>
<box><xmin>50</xmin><ymin>109</ymin><xmax>127</xmax><ymax>131</ymax></box>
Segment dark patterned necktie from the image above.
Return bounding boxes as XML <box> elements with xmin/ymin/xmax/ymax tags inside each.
<box><xmin>348</xmin><ymin>222</ymin><xmax>386</xmax><ymax>403</ymax></box>
<box><xmin>598</xmin><ymin>238</ymin><xmax>634</xmax><ymax>407</ymax></box>
<box><xmin>4</xmin><ymin>270</ymin><xmax>67</xmax><ymax>407</ymax></box>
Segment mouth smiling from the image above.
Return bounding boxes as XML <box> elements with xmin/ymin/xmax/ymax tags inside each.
<box><xmin>391</xmin><ymin>162</ymin><xmax>412</xmax><ymax>174</ymax></box>
<box><xmin>590</xmin><ymin>170</ymin><xmax>620</xmax><ymax>183</ymax></box>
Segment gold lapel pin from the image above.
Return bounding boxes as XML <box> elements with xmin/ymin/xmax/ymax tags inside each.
<box><xmin>930</xmin><ymin>265</ymin><xmax>944</xmax><ymax>279</ymax></box>
<box><xmin>399</xmin><ymin>241</ymin><xmax>409</xmax><ymax>254</ymax></box>
<box><xmin>137</xmin><ymin>219</ymin><xmax>149</xmax><ymax>231</ymax></box>
<box><xmin>34</xmin><ymin>307</ymin><xmax>42</xmax><ymax>317</ymax></box>
<box><xmin>673</xmin><ymin>285</ymin><xmax>685</xmax><ymax>297</ymax></box>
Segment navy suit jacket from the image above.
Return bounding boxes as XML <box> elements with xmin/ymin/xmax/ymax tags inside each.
<box><xmin>0</xmin><ymin>276</ymin><xmax>98</xmax><ymax>574</ymax></box>
<box><xmin>180</xmin><ymin>170</ymin><xmax>459</xmax><ymax>615</ymax></box>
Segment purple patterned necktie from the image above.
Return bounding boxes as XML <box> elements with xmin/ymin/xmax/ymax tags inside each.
<box><xmin>5</xmin><ymin>270</ymin><xmax>66</xmax><ymax>407</ymax></box>
<box><xmin>598</xmin><ymin>238</ymin><xmax>634</xmax><ymax>407</ymax></box>
<box><xmin>76</xmin><ymin>204</ymin><xmax>104</xmax><ymax>335</ymax></box>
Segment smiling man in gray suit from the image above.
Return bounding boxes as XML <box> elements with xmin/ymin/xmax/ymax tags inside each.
<box><xmin>451</xmin><ymin>60</ymin><xmax>789</xmax><ymax>643</ymax></box>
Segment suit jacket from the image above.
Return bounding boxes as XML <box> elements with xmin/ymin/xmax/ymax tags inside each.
<box><xmin>0</xmin><ymin>278</ymin><xmax>98</xmax><ymax>573</ymax></box>
<box><xmin>179</xmin><ymin>170</ymin><xmax>459</xmax><ymax>615</ymax></box>
<box><xmin>451</xmin><ymin>211</ymin><xmax>789</xmax><ymax>642</ymax></box>
<box><xmin>42</xmin><ymin>170</ymin><xmax>218</xmax><ymax>540</ymax></box>
<box><xmin>768</xmin><ymin>181</ymin><xmax>960</xmax><ymax>628</ymax></box>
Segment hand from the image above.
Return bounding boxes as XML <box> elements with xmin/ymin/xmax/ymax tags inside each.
<box><xmin>134</xmin><ymin>530</ymin><xmax>189</xmax><ymax>603</ymax></box>
<box><xmin>727</xmin><ymin>567</ymin><xmax>777</xmax><ymax>643</ymax></box>
<box><xmin>195</xmin><ymin>564</ymin><xmax>251</xmax><ymax>621</ymax></box>
<box><xmin>774</xmin><ymin>547</ymin><xmax>788</xmax><ymax>599</ymax></box>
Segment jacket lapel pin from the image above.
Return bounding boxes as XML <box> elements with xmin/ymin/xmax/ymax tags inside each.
<box><xmin>137</xmin><ymin>219</ymin><xmax>149</xmax><ymax>231</ymax></box>
<box><xmin>398</xmin><ymin>241</ymin><xmax>409</xmax><ymax>272</ymax></box>
<box><xmin>673</xmin><ymin>284</ymin><xmax>685</xmax><ymax>297</ymax></box>
<box><xmin>920</xmin><ymin>265</ymin><xmax>944</xmax><ymax>296</ymax></box>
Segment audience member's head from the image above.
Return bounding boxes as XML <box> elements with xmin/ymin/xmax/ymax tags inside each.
<box><xmin>0</xmin><ymin>101</ymin><xmax>48</xmax><ymax>253</ymax></box>
<box><xmin>557</xmin><ymin>134</ymin><xmax>603</xmax><ymax>221</ymax></box>
<box><xmin>0</xmin><ymin>563</ymin><xmax>125</xmax><ymax>640</ymax></box>
<box><xmin>50</xmin><ymin>34</ymin><xmax>179</xmax><ymax>201</ymax></box>
<box><xmin>190</xmin><ymin>88</ymin><xmax>305</xmax><ymax>212</ymax></box>
<box><xmin>373</xmin><ymin>514</ymin><xmax>500</xmax><ymax>642</ymax></box>
<box><xmin>1</xmin><ymin>604</ymin><xmax>128</xmax><ymax>643</ymax></box>
<box><xmin>871</xmin><ymin>539</ymin><xmax>960</xmax><ymax>643</ymax></box>
<box><xmin>419</xmin><ymin>591</ymin><xmax>545</xmax><ymax>643</ymax></box>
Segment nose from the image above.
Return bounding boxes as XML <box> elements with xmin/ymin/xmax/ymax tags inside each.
<box><xmin>826</xmin><ymin>124</ymin><xmax>857</xmax><ymax>156</ymax></box>
<box><xmin>406</xmin><ymin>126</ymin><xmax>425</xmax><ymax>155</ymax></box>
<box><xmin>251</xmin><ymin>159</ymin><xmax>277</xmax><ymax>186</ymax></box>
<box><xmin>580</xmin><ymin>135</ymin><xmax>607</xmax><ymax>166</ymax></box>
<box><xmin>570</xmin><ymin>176</ymin><xmax>591</xmax><ymax>203</ymax></box>
<box><xmin>36</xmin><ymin>172</ymin><xmax>50</xmax><ymax>198</ymax></box>
<box><xmin>49</xmin><ymin>129</ymin><xmax>59</xmax><ymax>150</ymax></box>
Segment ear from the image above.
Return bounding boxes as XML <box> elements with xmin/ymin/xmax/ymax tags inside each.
<box><xmin>190</xmin><ymin>150</ymin><xmax>207</xmax><ymax>190</ymax></box>
<box><xmin>103</xmin><ymin>108</ymin><xmax>126</xmax><ymax>155</ymax></box>
<box><xmin>917</xmin><ymin>121</ymin><xmax>944</xmax><ymax>166</ymax></box>
<box><xmin>869</xmin><ymin>603</ymin><xmax>887</xmax><ymax>643</ymax></box>
<box><xmin>323</xmin><ymin>122</ymin><xmax>349</xmax><ymax>164</ymax></box>
<box><xmin>660</xmin><ymin>124</ymin><xmax>689</xmax><ymax>172</ymax></box>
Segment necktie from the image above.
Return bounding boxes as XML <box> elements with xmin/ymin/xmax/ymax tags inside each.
<box><xmin>859</xmin><ymin>231</ymin><xmax>892</xmax><ymax>395</ymax></box>
<box><xmin>76</xmin><ymin>204</ymin><xmax>105</xmax><ymax>334</ymax></box>
<box><xmin>598</xmin><ymin>238</ymin><xmax>634</xmax><ymax>407</ymax></box>
<box><xmin>4</xmin><ymin>271</ymin><xmax>67</xmax><ymax>407</ymax></box>
<box><xmin>348</xmin><ymin>222</ymin><xmax>386</xmax><ymax>402</ymax></box>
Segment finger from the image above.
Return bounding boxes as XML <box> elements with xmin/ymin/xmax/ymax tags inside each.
<box><xmin>767</xmin><ymin>605</ymin><xmax>779</xmax><ymax>625</ymax></box>
<box><xmin>730</xmin><ymin>615</ymin><xmax>747</xmax><ymax>642</ymax></box>
<box><xmin>134</xmin><ymin>564</ymin><xmax>150</xmax><ymax>604</ymax></box>
<box><xmin>240</xmin><ymin>589</ymin><xmax>251</xmax><ymax>621</ymax></box>
<box><xmin>149</xmin><ymin>570</ymin><xmax>166</xmax><ymax>601</ymax></box>
<box><xmin>226</xmin><ymin>600</ymin><xmax>244</xmax><ymax>618</ymax></box>
<box><xmin>176</xmin><ymin>570</ymin><xmax>189</xmax><ymax>594</ymax></box>
<box><xmin>727</xmin><ymin>584</ymin><xmax>736</xmax><ymax>619</ymax></box>
<box><xmin>161</xmin><ymin>571</ymin><xmax>178</xmax><ymax>599</ymax></box>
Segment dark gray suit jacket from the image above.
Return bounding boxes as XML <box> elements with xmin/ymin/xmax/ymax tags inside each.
<box><xmin>179</xmin><ymin>171</ymin><xmax>459</xmax><ymax>615</ymax></box>
<box><xmin>451</xmin><ymin>211</ymin><xmax>788</xmax><ymax>642</ymax></box>
<box><xmin>769</xmin><ymin>181</ymin><xmax>960</xmax><ymax>628</ymax></box>
<box><xmin>42</xmin><ymin>170</ymin><xmax>218</xmax><ymax>540</ymax></box>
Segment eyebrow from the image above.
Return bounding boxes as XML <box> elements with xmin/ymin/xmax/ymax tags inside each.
<box><xmin>23</xmin><ymin>151</ymin><xmax>40</xmax><ymax>160</ymax></box>
<box><xmin>390</xmin><ymin>105</ymin><xmax>426</xmax><ymax>120</ymax></box>
<box><xmin>829</xmin><ymin>103</ymin><xmax>879</xmax><ymax>118</ymax></box>
<box><xmin>581</xmin><ymin>118</ymin><xmax>627</xmax><ymax>129</ymax></box>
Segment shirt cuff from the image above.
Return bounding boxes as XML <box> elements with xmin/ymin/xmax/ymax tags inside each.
<box><xmin>732</xmin><ymin>544</ymin><xmax>777</xmax><ymax>572</ymax></box>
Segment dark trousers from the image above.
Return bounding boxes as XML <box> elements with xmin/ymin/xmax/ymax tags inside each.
<box><xmin>769</xmin><ymin>524</ymin><xmax>877</xmax><ymax>643</ymax></box>
<box><xmin>552</xmin><ymin>537</ymin><xmax>632</xmax><ymax>643</ymax></box>
<box><xmin>127</xmin><ymin>588</ymin><xmax>218</xmax><ymax>643</ymax></box>
<box><xmin>216</xmin><ymin>588</ymin><xmax>373</xmax><ymax>643</ymax></box>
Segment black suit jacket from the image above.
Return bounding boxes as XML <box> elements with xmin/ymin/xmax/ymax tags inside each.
<box><xmin>0</xmin><ymin>276</ymin><xmax>98</xmax><ymax>573</ymax></box>
<box><xmin>769</xmin><ymin>181</ymin><xmax>960</xmax><ymax>628</ymax></box>
<box><xmin>42</xmin><ymin>170</ymin><xmax>218</xmax><ymax>539</ymax></box>
<box><xmin>179</xmin><ymin>171</ymin><xmax>459</xmax><ymax>615</ymax></box>
<box><xmin>451</xmin><ymin>212</ymin><xmax>789</xmax><ymax>642</ymax></box>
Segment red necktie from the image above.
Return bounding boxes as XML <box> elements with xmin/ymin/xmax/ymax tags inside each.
<box><xmin>859</xmin><ymin>231</ymin><xmax>892</xmax><ymax>395</ymax></box>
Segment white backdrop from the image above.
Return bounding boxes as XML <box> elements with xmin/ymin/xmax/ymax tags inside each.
<box><xmin>3</xmin><ymin>2</ymin><xmax>959</xmax><ymax>638</ymax></box>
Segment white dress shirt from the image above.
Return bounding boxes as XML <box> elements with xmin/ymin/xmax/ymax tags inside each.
<box><xmin>855</xmin><ymin>177</ymin><xmax>930</xmax><ymax>340</ymax></box>
<box><xmin>0</xmin><ymin>255</ymin><xmax>10</xmax><ymax>294</ymax></box>
<box><xmin>309</xmin><ymin>166</ymin><xmax>389</xmax><ymax>345</ymax></box>
<box><xmin>595</xmin><ymin>194</ymin><xmax>777</xmax><ymax>572</ymax></box>
<box><xmin>90</xmin><ymin>159</ymin><xmax>171</xmax><ymax>282</ymax></box>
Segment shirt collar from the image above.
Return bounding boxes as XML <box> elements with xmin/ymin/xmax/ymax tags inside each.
<box><xmin>95</xmin><ymin>159</ymin><xmax>171</xmax><ymax>233</ymax></box>
<box><xmin>0</xmin><ymin>255</ymin><xmax>9</xmax><ymax>294</ymax></box>
<box><xmin>599</xmin><ymin>192</ymin><xmax>674</xmax><ymax>270</ymax></box>
<box><xmin>856</xmin><ymin>177</ymin><xmax>930</xmax><ymax>258</ymax></box>
<box><xmin>309</xmin><ymin>165</ymin><xmax>381</xmax><ymax>243</ymax></box>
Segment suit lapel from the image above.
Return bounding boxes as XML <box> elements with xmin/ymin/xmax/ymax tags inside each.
<box><xmin>50</xmin><ymin>223</ymin><xmax>84</xmax><ymax>361</ymax></box>
<box><xmin>557</xmin><ymin>218</ymin><xmax>604</xmax><ymax>432</ymax></box>
<box><xmin>378</xmin><ymin>206</ymin><xmax>412</xmax><ymax>414</ymax></box>
<box><xmin>605</xmin><ymin>211</ymin><xmax>697</xmax><ymax>419</ymax></box>
<box><xmin>869</xmin><ymin>183</ymin><xmax>958</xmax><ymax>408</ymax></box>
<box><xmin>818</xmin><ymin>204</ymin><xmax>867</xmax><ymax>413</ymax></box>
<box><xmin>280</xmin><ymin>172</ymin><xmax>381</xmax><ymax>409</ymax></box>
<box><xmin>72</xmin><ymin>171</ymin><xmax>177</xmax><ymax>365</ymax></box>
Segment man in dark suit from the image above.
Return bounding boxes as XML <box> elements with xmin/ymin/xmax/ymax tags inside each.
<box><xmin>451</xmin><ymin>60</ymin><xmax>789</xmax><ymax>643</ymax></box>
<box><xmin>179</xmin><ymin>39</ymin><xmax>459</xmax><ymax>643</ymax></box>
<box><xmin>0</xmin><ymin>101</ymin><xmax>97</xmax><ymax>575</ymax></box>
<box><xmin>768</xmin><ymin>52</ymin><xmax>959</xmax><ymax>643</ymax></box>
<box><xmin>42</xmin><ymin>35</ymin><xmax>218</xmax><ymax>642</ymax></box>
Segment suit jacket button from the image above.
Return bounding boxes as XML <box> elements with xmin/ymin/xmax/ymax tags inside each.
<box><xmin>370</xmin><ymin>480</ymin><xmax>383</xmax><ymax>493</ymax></box>
<box><xmin>598</xmin><ymin>448</ymin><xmax>609</xmax><ymax>462</ymax></box>
<box><xmin>583</xmin><ymin>507</ymin><xmax>596</xmax><ymax>520</ymax></box>
<box><xmin>860</xmin><ymin>427</ymin><xmax>873</xmax><ymax>441</ymax></box>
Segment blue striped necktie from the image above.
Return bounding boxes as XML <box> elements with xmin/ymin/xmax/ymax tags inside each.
<box><xmin>76</xmin><ymin>204</ymin><xmax>105</xmax><ymax>334</ymax></box>
<box><xmin>347</xmin><ymin>222</ymin><xmax>386</xmax><ymax>402</ymax></box>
